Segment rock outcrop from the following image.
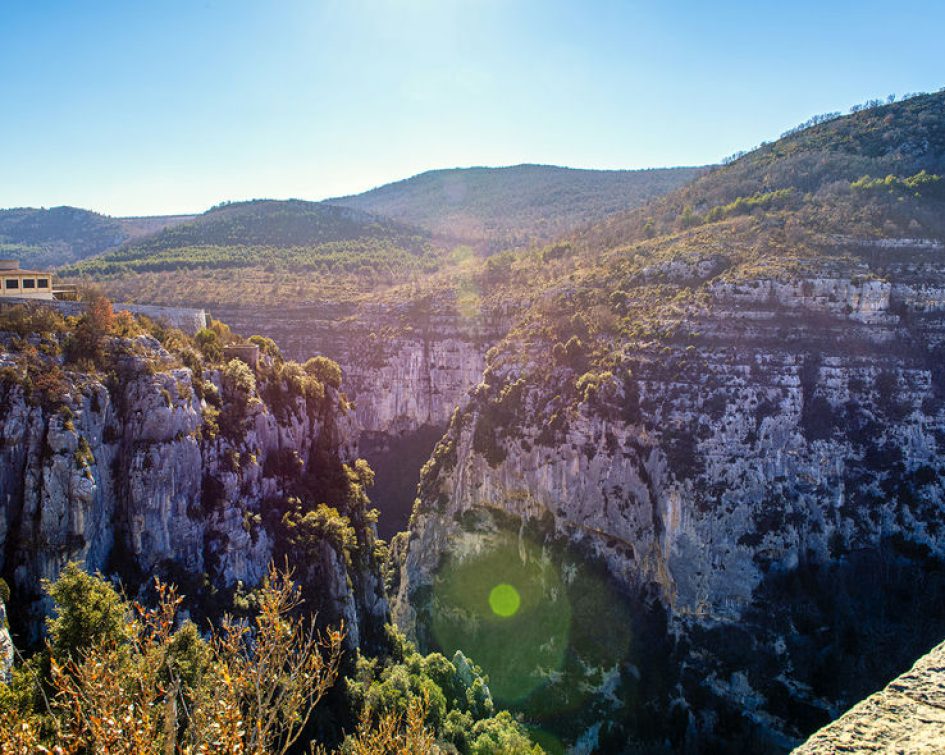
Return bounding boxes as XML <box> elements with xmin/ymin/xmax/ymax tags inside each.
<box><xmin>0</xmin><ymin>328</ymin><xmax>388</xmax><ymax>650</ymax></box>
<box><xmin>795</xmin><ymin>639</ymin><xmax>945</xmax><ymax>754</ymax></box>
<box><xmin>0</xmin><ymin>597</ymin><xmax>12</xmax><ymax>683</ymax></box>
<box><xmin>212</xmin><ymin>293</ymin><xmax>511</xmax><ymax>436</ymax></box>
<box><xmin>212</xmin><ymin>293</ymin><xmax>514</xmax><ymax>536</ymax></box>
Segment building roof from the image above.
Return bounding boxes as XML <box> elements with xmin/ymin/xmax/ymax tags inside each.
<box><xmin>0</xmin><ymin>269</ymin><xmax>51</xmax><ymax>276</ymax></box>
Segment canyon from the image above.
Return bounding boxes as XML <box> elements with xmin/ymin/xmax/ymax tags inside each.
<box><xmin>2</xmin><ymin>91</ymin><xmax>945</xmax><ymax>752</ymax></box>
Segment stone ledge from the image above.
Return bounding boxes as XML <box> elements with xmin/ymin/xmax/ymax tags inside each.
<box><xmin>795</xmin><ymin>640</ymin><xmax>945</xmax><ymax>753</ymax></box>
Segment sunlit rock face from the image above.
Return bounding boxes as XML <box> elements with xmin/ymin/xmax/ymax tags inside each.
<box><xmin>0</xmin><ymin>598</ymin><xmax>12</xmax><ymax>683</ymax></box>
<box><xmin>212</xmin><ymin>294</ymin><xmax>512</xmax><ymax>435</ymax></box>
<box><xmin>0</xmin><ymin>333</ymin><xmax>385</xmax><ymax>647</ymax></box>
<box><xmin>394</xmin><ymin>242</ymin><xmax>945</xmax><ymax>751</ymax></box>
<box><xmin>212</xmin><ymin>294</ymin><xmax>514</xmax><ymax>537</ymax></box>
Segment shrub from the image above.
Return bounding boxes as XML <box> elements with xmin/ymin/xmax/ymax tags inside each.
<box><xmin>249</xmin><ymin>335</ymin><xmax>283</xmax><ymax>361</ymax></box>
<box><xmin>43</xmin><ymin>562</ymin><xmax>128</xmax><ymax>662</ymax></box>
<box><xmin>194</xmin><ymin>327</ymin><xmax>223</xmax><ymax>362</ymax></box>
<box><xmin>303</xmin><ymin>356</ymin><xmax>343</xmax><ymax>389</ymax></box>
<box><xmin>283</xmin><ymin>501</ymin><xmax>357</xmax><ymax>556</ymax></box>
<box><xmin>3</xmin><ymin>563</ymin><xmax>344</xmax><ymax>754</ymax></box>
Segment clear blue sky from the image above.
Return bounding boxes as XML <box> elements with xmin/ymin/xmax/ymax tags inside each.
<box><xmin>1</xmin><ymin>0</ymin><xmax>942</xmax><ymax>216</ymax></box>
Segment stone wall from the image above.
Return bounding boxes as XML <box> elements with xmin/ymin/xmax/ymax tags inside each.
<box><xmin>0</xmin><ymin>297</ymin><xmax>208</xmax><ymax>334</ymax></box>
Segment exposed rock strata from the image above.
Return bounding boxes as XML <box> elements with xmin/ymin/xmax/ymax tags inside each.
<box><xmin>394</xmin><ymin>240</ymin><xmax>945</xmax><ymax>749</ymax></box>
<box><xmin>212</xmin><ymin>294</ymin><xmax>512</xmax><ymax>435</ymax></box>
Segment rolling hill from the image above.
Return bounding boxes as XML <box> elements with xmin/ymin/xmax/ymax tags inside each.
<box><xmin>62</xmin><ymin>199</ymin><xmax>439</xmax><ymax>304</ymax></box>
<box><xmin>329</xmin><ymin>163</ymin><xmax>705</xmax><ymax>249</ymax></box>
<box><xmin>0</xmin><ymin>206</ymin><xmax>192</xmax><ymax>268</ymax></box>
<box><xmin>581</xmin><ymin>90</ymin><xmax>945</xmax><ymax>250</ymax></box>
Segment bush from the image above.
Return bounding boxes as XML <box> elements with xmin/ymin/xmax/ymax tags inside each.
<box><xmin>220</xmin><ymin>358</ymin><xmax>259</xmax><ymax>438</ymax></box>
<box><xmin>63</xmin><ymin>294</ymin><xmax>114</xmax><ymax>368</ymax></box>
<box><xmin>249</xmin><ymin>334</ymin><xmax>283</xmax><ymax>361</ymax></box>
<box><xmin>303</xmin><ymin>356</ymin><xmax>343</xmax><ymax>389</ymax></box>
<box><xmin>283</xmin><ymin>501</ymin><xmax>357</xmax><ymax>557</ymax></box>
<box><xmin>3</xmin><ymin>563</ymin><xmax>345</xmax><ymax>753</ymax></box>
<box><xmin>345</xmin><ymin>627</ymin><xmax>540</xmax><ymax>754</ymax></box>
<box><xmin>194</xmin><ymin>327</ymin><xmax>223</xmax><ymax>362</ymax></box>
<box><xmin>222</xmin><ymin>358</ymin><xmax>257</xmax><ymax>396</ymax></box>
<box><xmin>43</xmin><ymin>562</ymin><xmax>128</xmax><ymax>661</ymax></box>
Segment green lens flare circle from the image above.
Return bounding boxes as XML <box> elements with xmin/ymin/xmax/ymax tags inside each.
<box><xmin>488</xmin><ymin>583</ymin><xmax>521</xmax><ymax>617</ymax></box>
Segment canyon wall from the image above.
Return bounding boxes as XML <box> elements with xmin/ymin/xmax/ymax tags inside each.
<box><xmin>212</xmin><ymin>294</ymin><xmax>511</xmax><ymax>435</ymax></box>
<box><xmin>0</xmin><ymin>330</ymin><xmax>388</xmax><ymax>650</ymax></box>
<box><xmin>393</xmin><ymin>241</ymin><xmax>945</xmax><ymax>750</ymax></box>
<box><xmin>212</xmin><ymin>294</ymin><xmax>514</xmax><ymax>536</ymax></box>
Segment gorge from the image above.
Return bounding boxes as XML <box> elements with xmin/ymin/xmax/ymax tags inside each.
<box><xmin>2</xmin><ymin>90</ymin><xmax>945</xmax><ymax>753</ymax></box>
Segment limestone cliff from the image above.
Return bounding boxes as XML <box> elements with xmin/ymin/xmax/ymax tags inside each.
<box><xmin>392</xmin><ymin>235</ymin><xmax>945</xmax><ymax>751</ymax></box>
<box><xmin>212</xmin><ymin>291</ymin><xmax>514</xmax><ymax>536</ymax></box>
<box><xmin>212</xmin><ymin>292</ymin><xmax>511</xmax><ymax>436</ymax></box>
<box><xmin>0</xmin><ymin>323</ymin><xmax>388</xmax><ymax>651</ymax></box>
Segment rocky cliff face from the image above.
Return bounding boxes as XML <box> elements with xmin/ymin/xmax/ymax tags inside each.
<box><xmin>212</xmin><ymin>292</ymin><xmax>514</xmax><ymax>536</ymax></box>
<box><xmin>0</xmin><ymin>328</ymin><xmax>388</xmax><ymax>650</ymax></box>
<box><xmin>0</xmin><ymin>597</ymin><xmax>12</xmax><ymax>683</ymax></box>
<box><xmin>212</xmin><ymin>293</ymin><xmax>511</xmax><ymax>435</ymax></box>
<box><xmin>393</xmin><ymin>237</ymin><xmax>945</xmax><ymax>751</ymax></box>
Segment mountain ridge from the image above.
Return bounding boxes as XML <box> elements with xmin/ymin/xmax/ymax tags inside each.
<box><xmin>329</xmin><ymin>163</ymin><xmax>706</xmax><ymax>248</ymax></box>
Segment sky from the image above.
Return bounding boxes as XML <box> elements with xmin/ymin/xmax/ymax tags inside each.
<box><xmin>1</xmin><ymin>0</ymin><xmax>943</xmax><ymax>216</ymax></box>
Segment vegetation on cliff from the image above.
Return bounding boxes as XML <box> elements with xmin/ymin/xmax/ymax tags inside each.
<box><xmin>0</xmin><ymin>302</ymin><xmax>541</xmax><ymax>752</ymax></box>
<box><xmin>398</xmin><ymin>90</ymin><xmax>945</xmax><ymax>752</ymax></box>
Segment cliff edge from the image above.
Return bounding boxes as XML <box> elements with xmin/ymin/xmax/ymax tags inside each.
<box><xmin>796</xmin><ymin>640</ymin><xmax>945</xmax><ymax>753</ymax></box>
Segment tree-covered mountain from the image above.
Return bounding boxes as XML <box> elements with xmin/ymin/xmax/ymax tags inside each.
<box><xmin>0</xmin><ymin>206</ymin><xmax>192</xmax><ymax>268</ymax></box>
<box><xmin>582</xmin><ymin>90</ymin><xmax>945</xmax><ymax>250</ymax></box>
<box><xmin>329</xmin><ymin>163</ymin><xmax>705</xmax><ymax>249</ymax></box>
<box><xmin>0</xmin><ymin>206</ymin><xmax>127</xmax><ymax>268</ymax></box>
<box><xmin>62</xmin><ymin>199</ymin><xmax>439</xmax><ymax>304</ymax></box>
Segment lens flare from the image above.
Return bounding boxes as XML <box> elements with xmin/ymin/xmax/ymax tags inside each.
<box><xmin>488</xmin><ymin>583</ymin><xmax>521</xmax><ymax>617</ymax></box>
<box><xmin>430</xmin><ymin>529</ymin><xmax>571</xmax><ymax>702</ymax></box>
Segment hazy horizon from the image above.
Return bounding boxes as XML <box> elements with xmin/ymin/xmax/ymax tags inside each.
<box><xmin>2</xmin><ymin>161</ymin><xmax>710</xmax><ymax>219</ymax></box>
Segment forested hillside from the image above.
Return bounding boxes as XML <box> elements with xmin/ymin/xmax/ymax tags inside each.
<box><xmin>330</xmin><ymin>163</ymin><xmax>704</xmax><ymax>249</ymax></box>
<box><xmin>0</xmin><ymin>206</ymin><xmax>194</xmax><ymax>268</ymax></box>
<box><xmin>0</xmin><ymin>206</ymin><xmax>127</xmax><ymax>267</ymax></box>
<box><xmin>62</xmin><ymin>199</ymin><xmax>440</xmax><ymax>304</ymax></box>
